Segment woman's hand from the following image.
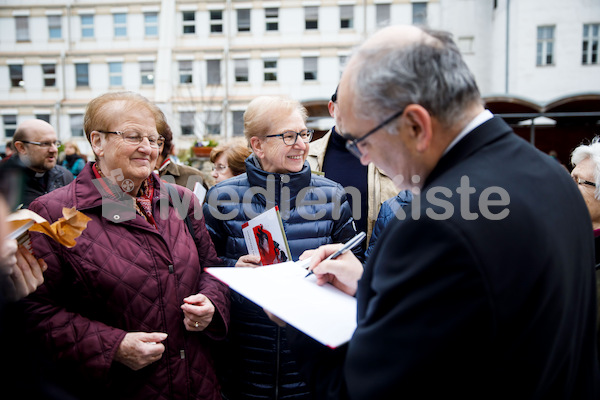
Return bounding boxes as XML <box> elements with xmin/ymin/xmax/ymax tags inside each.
<box><xmin>235</xmin><ymin>254</ymin><xmax>261</xmax><ymax>268</ymax></box>
<box><xmin>181</xmin><ymin>293</ymin><xmax>215</xmax><ymax>331</ymax></box>
<box><xmin>114</xmin><ymin>332</ymin><xmax>168</xmax><ymax>371</ymax></box>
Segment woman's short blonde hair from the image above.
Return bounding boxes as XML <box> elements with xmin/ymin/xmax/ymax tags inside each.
<box><xmin>210</xmin><ymin>138</ymin><xmax>252</xmax><ymax>176</ymax></box>
<box><xmin>243</xmin><ymin>96</ymin><xmax>308</xmax><ymax>144</ymax></box>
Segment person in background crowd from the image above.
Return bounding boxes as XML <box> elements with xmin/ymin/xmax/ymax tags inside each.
<box><xmin>61</xmin><ymin>141</ymin><xmax>86</xmax><ymax>177</ymax></box>
<box><xmin>22</xmin><ymin>91</ymin><xmax>230</xmax><ymax>400</ymax></box>
<box><xmin>155</xmin><ymin>123</ymin><xmax>208</xmax><ymax>193</ymax></box>
<box><xmin>307</xmin><ymin>86</ymin><xmax>397</xmax><ymax>256</ymax></box>
<box><xmin>286</xmin><ymin>24</ymin><xmax>599</xmax><ymax>399</ymax></box>
<box><xmin>0</xmin><ymin>119</ymin><xmax>73</xmax><ymax>209</ymax></box>
<box><xmin>209</xmin><ymin>139</ymin><xmax>252</xmax><ymax>185</ymax></box>
<box><xmin>203</xmin><ymin>95</ymin><xmax>358</xmax><ymax>400</ymax></box>
<box><xmin>1</xmin><ymin>141</ymin><xmax>15</xmax><ymax>162</ymax></box>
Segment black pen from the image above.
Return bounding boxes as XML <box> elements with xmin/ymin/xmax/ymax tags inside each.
<box><xmin>304</xmin><ymin>232</ymin><xmax>366</xmax><ymax>278</ymax></box>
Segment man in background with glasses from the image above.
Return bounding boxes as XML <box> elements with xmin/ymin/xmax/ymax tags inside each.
<box><xmin>0</xmin><ymin>119</ymin><xmax>73</xmax><ymax>209</ymax></box>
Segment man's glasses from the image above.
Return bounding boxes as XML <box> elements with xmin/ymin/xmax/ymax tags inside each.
<box><xmin>97</xmin><ymin>130</ymin><xmax>165</xmax><ymax>149</ymax></box>
<box><xmin>342</xmin><ymin>108</ymin><xmax>405</xmax><ymax>159</ymax></box>
<box><xmin>19</xmin><ymin>140</ymin><xmax>61</xmax><ymax>148</ymax></box>
<box><xmin>212</xmin><ymin>164</ymin><xmax>228</xmax><ymax>173</ymax></box>
<box><xmin>575</xmin><ymin>177</ymin><xmax>597</xmax><ymax>188</ymax></box>
<box><xmin>265</xmin><ymin>129</ymin><xmax>314</xmax><ymax>146</ymax></box>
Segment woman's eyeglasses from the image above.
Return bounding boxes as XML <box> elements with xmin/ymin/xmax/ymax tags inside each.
<box><xmin>264</xmin><ymin>129</ymin><xmax>314</xmax><ymax>146</ymax></box>
<box><xmin>97</xmin><ymin>130</ymin><xmax>165</xmax><ymax>149</ymax></box>
<box><xmin>212</xmin><ymin>164</ymin><xmax>229</xmax><ymax>173</ymax></box>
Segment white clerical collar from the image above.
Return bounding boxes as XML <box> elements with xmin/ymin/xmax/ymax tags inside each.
<box><xmin>443</xmin><ymin>109</ymin><xmax>494</xmax><ymax>155</ymax></box>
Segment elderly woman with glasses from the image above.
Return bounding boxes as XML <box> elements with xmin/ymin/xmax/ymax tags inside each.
<box><xmin>22</xmin><ymin>91</ymin><xmax>230</xmax><ymax>400</ymax></box>
<box><xmin>209</xmin><ymin>139</ymin><xmax>252</xmax><ymax>185</ymax></box>
<box><xmin>203</xmin><ymin>95</ymin><xmax>358</xmax><ymax>400</ymax></box>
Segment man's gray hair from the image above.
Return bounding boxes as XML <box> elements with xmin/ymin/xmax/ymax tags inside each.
<box><xmin>571</xmin><ymin>136</ymin><xmax>600</xmax><ymax>200</ymax></box>
<box><xmin>350</xmin><ymin>27</ymin><xmax>482</xmax><ymax>131</ymax></box>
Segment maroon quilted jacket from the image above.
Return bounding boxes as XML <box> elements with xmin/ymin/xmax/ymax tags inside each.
<box><xmin>24</xmin><ymin>163</ymin><xmax>230</xmax><ymax>400</ymax></box>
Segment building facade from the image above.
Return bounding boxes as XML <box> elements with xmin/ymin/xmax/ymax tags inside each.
<box><xmin>0</xmin><ymin>0</ymin><xmax>598</xmax><ymax>158</ymax></box>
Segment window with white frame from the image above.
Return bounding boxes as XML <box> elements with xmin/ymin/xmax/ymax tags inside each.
<box><xmin>81</xmin><ymin>14</ymin><xmax>94</xmax><ymax>38</ymax></box>
<box><xmin>537</xmin><ymin>26</ymin><xmax>555</xmax><ymax>66</ymax></box>
<box><xmin>35</xmin><ymin>114</ymin><xmax>50</xmax><ymax>123</ymax></box>
<box><xmin>140</xmin><ymin>61</ymin><xmax>155</xmax><ymax>85</ymax></box>
<box><xmin>376</xmin><ymin>4</ymin><xmax>391</xmax><ymax>27</ymax></box>
<box><xmin>48</xmin><ymin>15</ymin><xmax>62</xmax><ymax>39</ymax></box>
<box><xmin>237</xmin><ymin>9</ymin><xmax>250</xmax><ymax>32</ymax></box>
<box><xmin>207</xmin><ymin>60</ymin><xmax>221</xmax><ymax>85</ymax></box>
<box><xmin>9</xmin><ymin>64</ymin><xmax>23</xmax><ymax>87</ymax></box>
<box><xmin>70</xmin><ymin>114</ymin><xmax>84</xmax><ymax>137</ymax></box>
<box><xmin>339</xmin><ymin>55</ymin><xmax>348</xmax><ymax>77</ymax></box>
<box><xmin>340</xmin><ymin>5</ymin><xmax>353</xmax><ymax>29</ymax></box>
<box><xmin>303</xmin><ymin>57</ymin><xmax>317</xmax><ymax>81</ymax></box>
<box><xmin>205</xmin><ymin>110</ymin><xmax>221</xmax><ymax>135</ymax></box>
<box><xmin>305</xmin><ymin>7</ymin><xmax>318</xmax><ymax>30</ymax></box>
<box><xmin>235</xmin><ymin>59</ymin><xmax>249</xmax><ymax>82</ymax></box>
<box><xmin>42</xmin><ymin>63</ymin><xmax>56</xmax><ymax>87</ymax></box>
<box><xmin>583</xmin><ymin>23</ymin><xmax>599</xmax><ymax>65</ymax></box>
<box><xmin>75</xmin><ymin>63</ymin><xmax>89</xmax><ymax>87</ymax></box>
<box><xmin>265</xmin><ymin>8</ymin><xmax>278</xmax><ymax>31</ymax></box>
<box><xmin>3</xmin><ymin>115</ymin><xmax>17</xmax><ymax>138</ymax></box>
<box><xmin>113</xmin><ymin>13</ymin><xmax>127</xmax><ymax>37</ymax></box>
<box><xmin>180</xmin><ymin>112</ymin><xmax>195</xmax><ymax>135</ymax></box>
<box><xmin>179</xmin><ymin>60</ymin><xmax>193</xmax><ymax>84</ymax></box>
<box><xmin>412</xmin><ymin>2</ymin><xmax>427</xmax><ymax>25</ymax></box>
<box><xmin>16</xmin><ymin>16</ymin><xmax>29</xmax><ymax>41</ymax></box>
<box><xmin>210</xmin><ymin>10</ymin><xmax>223</xmax><ymax>33</ymax></box>
<box><xmin>109</xmin><ymin>62</ymin><xmax>123</xmax><ymax>86</ymax></box>
<box><xmin>264</xmin><ymin>59</ymin><xmax>277</xmax><ymax>81</ymax></box>
<box><xmin>144</xmin><ymin>12</ymin><xmax>158</xmax><ymax>37</ymax></box>
<box><xmin>232</xmin><ymin>111</ymin><xmax>244</xmax><ymax>136</ymax></box>
<box><xmin>183</xmin><ymin>11</ymin><xmax>195</xmax><ymax>34</ymax></box>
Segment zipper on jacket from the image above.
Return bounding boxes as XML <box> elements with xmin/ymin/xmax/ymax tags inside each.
<box><xmin>168</xmin><ymin>264</ymin><xmax>174</xmax><ymax>274</ymax></box>
<box><xmin>275</xmin><ymin>326</ymin><xmax>281</xmax><ymax>399</ymax></box>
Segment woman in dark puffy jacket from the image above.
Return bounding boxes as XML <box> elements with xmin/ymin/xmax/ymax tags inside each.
<box><xmin>203</xmin><ymin>95</ymin><xmax>358</xmax><ymax>400</ymax></box>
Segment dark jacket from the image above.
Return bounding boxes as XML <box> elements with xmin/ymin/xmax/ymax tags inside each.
<box><xmin>0</xmin><ymin>155</ymin><xmax>73</xmax><ymax>208</ymax></box>
<box><xmin>23</xmin><ymin>163</ymin><xmax>230</xmax><ymax>400</ymax></box>
<box><xmin>203</xmin><ymin>155</ymin><xmax>358</xmax><ymax>400</ymax></box>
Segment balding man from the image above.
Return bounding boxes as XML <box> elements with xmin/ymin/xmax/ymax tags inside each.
<box><xmin>289</xmin><ymin>25</ymin><xmax>599</xmax><ymax>399</ymax></box>
<box><xmin>0</xmin><ymin>119</ymin><xmax>73</xmax><ymax>209</ymax></box>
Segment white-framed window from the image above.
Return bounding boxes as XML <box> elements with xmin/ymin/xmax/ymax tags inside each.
<box><xmin>237</xmin><ymin>9</ymin><xmax>251</xmax><ymax>32</ymax></box>
<box><xmin>179</xmin><ymin>60</ymin><xmax>193</xmax><ymax>84</ymax></box>
<box><xmin>140</xmin><ymin>61</ymin><xmax>155</xmax><ymax>85</ymax></box>
<box><xmin>183</xmin><ymin>11</ymin><xmax>195</xmax><ymax>34</ymax></box>
<box><xmin>81</xmin><ymin>14</ymin><xmax>94</xmax><ymax>38</ymax></box>
<box><xmin>113</xmin><ymin>13</ymin><xmax>127</xmax><ymax>37</ymax></box>
<box><xmin>180</xmin><ymin>112</ymin><xmax>195</xmax><ymax>135</ymax></box>
<box><xmin>376</xmin><ymin>4</ymin><xmax>391</xmax><ymax>27</ymax></box>
<box><xmin>3</xmin><ymin>115</ymin><xmax>17</xmax><ymax>138</ymax></box>
<box><xmin>340</xmin><ymin>5</ymin><xmax>353</xmax><ymax>29</ymax></box>
<box><xmin>9</xmin><ymin>64</ymin><xmax>23</xmax><ymax>87</ymax></box>
<box><xmin>210</xmin><ymin>10</ymin><xmax>223</xmax><ymax>33</ymax></box>
<box><xmin>305</xmin><ymin>7</ymin><xmax>318</xmax><ymax>30</ymax></box>
<box><xmin>207</xmin><ymin>60</ymin><xmax>221</xmax><ymax>85</ymax></box>
<box><xmin>70</xmin><ymin>114</ymin><xmax>84</xmax><ymax>137</ymax></box>
<box><xmin>42</xmin><ymin>63</ymin><xmax>56</xmax><ymax>87</ymax></box>
<box><xmin>205</xmin><ymin>110</ymin><xmax>221</xmax><ymax>135</ymax></box>
<box><xmin>144</xmin><ymin>12</ymin><xmax>158</xmax><ymax>37</ymax></box>
<box><xmin>232</xmin><ymin>111</ymin><xmax>245</xmax><ymax>136</ymax></box>
<box><xmin>109</xmin><ymin>62</ymin><xmax>123</xmax><ymax>86</ymax></box>
<box><xmin>303</xmin><ymin>57</ymin><xmax>317</xmax><ymax>81</ymax></box>
<box><xmin>583</xmin><ymin>23</ymin><xmax>599</xmax><ymax>65</ymax></box>
<box><xmin>16</xmin><ymin>16</ymin><xmax>29</xmax><ymax>41</ymax></box>
<box><xmin>265</xmin><ymin>8</ymin><xmax>278</xmax><ymax>31</ymax></box>
<box><xmin>264</xmin><ymin>59</ymin><xmax>277</xmax><ymax>81</ymax></box>
<box><xmin>537</xmin><ymin>25</ymin><xmax>555</xmax><ymax>66</ymax></box>
<box><xmin>339</xmin><ymin>55</ymin><xmax>348</xmax><ymax>77</ymax></box>
<box><xmin>48</xmin><ymin>15</ymin><xmax>62</xmax><ymax>39</ymax></box>
<box><xmin>412</xmin><ymin>2</ymin><xmax>427</xmax><ymax>25</ymax></box>
<box><xmin>75</xmin><ymin>63</ymin><xmax>89</xmax><ymax>87</ymax></box>
<box><xmin>235</xmin><ymin>59</ymin><xmax>249</xmax><ymax>82</ymax></box>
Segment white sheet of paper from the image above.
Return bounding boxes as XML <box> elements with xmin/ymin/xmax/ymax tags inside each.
<box><xmin>206</xmin><ymin>261</ymin><xmax>357</xmax><ymax>348</ymax></box>
<box><xmin>193</xmin><ymin>182</ymin><xmax>207</xmax><ymax>203</ymax></box>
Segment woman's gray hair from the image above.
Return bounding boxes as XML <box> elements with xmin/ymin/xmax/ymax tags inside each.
<box><xmin>571</xmin><ymin>136</ymin><xmax>600</xmax><ymax>200</ymax></box>
<box><xmin>350</xmin><ymin>27</ymin><xmax>482</xmax><ymax>132</ymax></box>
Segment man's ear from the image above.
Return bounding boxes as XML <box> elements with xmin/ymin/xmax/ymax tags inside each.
<box><xmin>13</xmin><ymin>141</ymin><xmax>27</xmax><ymax>155</ymax></box>
<box><xmin>327</xmin><ymin>100</ymin><xmax>336</xmax><ymax>118</ymax></box>
<box><xmin>90</xmin><ymin>131</ymin><xmax>104</xmax><ymax>158</ymax></box>
<box><xmin>250</xmin><ymin>136</ymin><xmax>264</xmax><ymax>158</ymax></box>
<box><xmin>402</xmin><ymin>104</ymin><xmax>432</xmax><ymax>153</ymax></box>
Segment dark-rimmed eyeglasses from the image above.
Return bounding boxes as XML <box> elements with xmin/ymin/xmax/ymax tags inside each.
<box><xmin>19</xmin><ymin>140</ymin><xmax>61</xmax><ymax>148</ymax></box>
<box><xmin>575</xmin><ymin>177</ymin><xmax>597</xmax><ymax>188</ymax></box>
<box><xmin>342</xmin><ymin>108</ymin><xmax>405</xmax><ymax>159</ymax></box>
<box><xmin>97</xmin><ymin>130</ymin><xmax>165</xmax><ymax>149</ymax></box>
<box><xmin>264</xmin><ymin>129</ymin><xmax>314</xmax><ymax>146</ymax></box>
